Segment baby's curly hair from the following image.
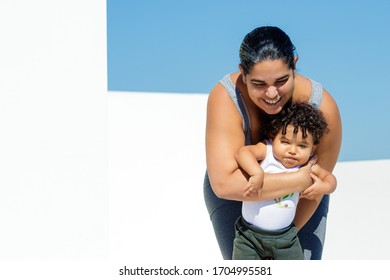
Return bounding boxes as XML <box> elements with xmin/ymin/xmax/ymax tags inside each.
<box><xmin>264</xmin><ymin>102</ymin><xmax>329</xmax><ymax>144</ymax></box>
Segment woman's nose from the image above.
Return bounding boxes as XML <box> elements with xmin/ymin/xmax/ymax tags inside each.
<box><xmin>266</xmin><ymin>86</ymin><xmax>278</xmax><ymax>98</ymax></box>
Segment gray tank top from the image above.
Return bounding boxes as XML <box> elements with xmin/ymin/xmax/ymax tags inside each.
<box><xmin>219</xmin><ymin>74</ymin><xmax>323</xmax><ymax>145</ymax></box>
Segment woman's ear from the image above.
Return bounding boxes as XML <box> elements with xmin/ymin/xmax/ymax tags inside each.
<box><xmin>292</xmin><ymin>56</ymin><xmax>299</xmax><ymax>77</ymax></box>
<box><xmin>238</xmin><ymin>64</ymin><xmax>247</xmax><ymax>84</ymax></box>
<box><xmin>294</xmin><ymin>55</ymin><xmax>299</xmax><ymax>67</ymax></box>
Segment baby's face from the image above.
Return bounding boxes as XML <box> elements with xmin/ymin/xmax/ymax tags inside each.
<box><xmin>272</xmin><ymin>125</ymin><xmax>315</xmax><ymax>168</ymax></box>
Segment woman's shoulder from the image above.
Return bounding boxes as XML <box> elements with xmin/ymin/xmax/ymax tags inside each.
<box><xmin>293</xmin><ymin>74</ymin><xmax>314</xmax><ymax>103</ymax></box>
<box><xmin>209</xmin><ymin>72</ymin><xmax>243</xmax><ymax>98</ymax></box>
<box><xmin>294</xmin><ymin>74</ymin><xmax>336</xmax><ymax>106</ymax></box>
<box><xmin>208</xmin><ymin>72</ymin><xmax>242</xmax><ymax>114</ymax></box>
<box><xmin>229</xmin><ymin>72</ymin><xmax>241</xmax><ymax>83</ymax></box>
<box><xmin>216</xmin><ymin>72</ymin><xmax>240</xmax><ymax>87</ymax></box>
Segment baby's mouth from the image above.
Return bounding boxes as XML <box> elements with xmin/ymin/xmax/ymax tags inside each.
<box><xmin>283</xmin><ymin>157</ymin><xmax>298</xmax><ymax>166</ymax></box>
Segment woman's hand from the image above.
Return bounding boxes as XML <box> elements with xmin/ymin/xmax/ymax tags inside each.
<box><xmin>294</xmin><ymin>158</ymin><xmax>316</xmax><ymax>192</ymax></box>
<box><xmin>300</xmin><ymin>173</ymin><xmax>326</xmax><ymax>200</ymax></box>
<box><xmin>300</xmin><ymin>163</ymin><xmax>337</xmax><ymax>200</ymax></box>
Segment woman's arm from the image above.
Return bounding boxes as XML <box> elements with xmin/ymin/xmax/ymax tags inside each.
<box><xmin>206</xmin><ymin>82</ymin><xmax>313</xmax><ymax>201</ymax></box>
<box><xmin>294</xmin><ymin>89</ymin><xmax>342</xmax><ymax>229</ymax></box>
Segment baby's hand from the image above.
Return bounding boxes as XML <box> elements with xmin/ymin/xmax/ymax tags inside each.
<box><xmin>243</xmin><ymin>174</ymin><xmax>263</xmax><ymax>198</ymax></box>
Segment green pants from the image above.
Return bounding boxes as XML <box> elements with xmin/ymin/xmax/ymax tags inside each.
<box><xmin>233</xmin><ymin>217</ymin><xmax>304</xmax><ymax>260</ymax></box>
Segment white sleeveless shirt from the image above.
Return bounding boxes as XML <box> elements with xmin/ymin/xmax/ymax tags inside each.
<box><xmin>242</xmin><ymin>141</ymin><xmax>300</xmax><ymax>231</ymax></box>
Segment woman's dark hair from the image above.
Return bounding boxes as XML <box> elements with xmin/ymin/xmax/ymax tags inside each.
<box><xmin>264</xmin><ymin>102</ymin><xmax>329</xmax><ymax>145</ymax></box>
<box><xmin>239</xmin><ymin>26</ymin><xmax>296</xmax><ymax>75</ymax></box>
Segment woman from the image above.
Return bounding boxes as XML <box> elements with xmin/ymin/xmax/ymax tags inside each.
<box><xmin>204</xmin><ymin>26</ymin><xmax>342</xmax><ymax>260</ymax></box>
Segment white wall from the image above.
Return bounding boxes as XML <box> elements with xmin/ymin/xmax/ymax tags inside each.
<box><xmin>0</xmin><ymin>0</ymin><xmax>108</xmax><ymax>260</ymax></box>
<box><xmin>108</xmin><ymin>92</ymin><xmax>219</xmax><ymax>261</ymax></box>
<box><xmin>325</xmin><ymin>159</ymin><xmax>390</xmax><ymax>259</ymax></box>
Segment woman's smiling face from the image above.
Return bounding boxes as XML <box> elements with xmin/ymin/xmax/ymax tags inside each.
<box><xmin>241</xmin><ymin>59</ymin><xmax>295</xmax><ymax>115</ymax></box>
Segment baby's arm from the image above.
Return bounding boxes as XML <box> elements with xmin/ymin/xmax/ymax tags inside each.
<box><xmin>235</xmin><ymin>142</ymin><xmax>267</xmax><ymax>198</ymax></box>
<box><xmin>300</xmin><ymin>163</ymin><xmax>337</xmax><ymax>200</ymax></box>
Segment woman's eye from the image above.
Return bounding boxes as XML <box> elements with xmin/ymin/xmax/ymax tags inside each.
<box><xmin>275</xmin><ymin>79</ymin><xmax>288</xmax><ymax>86</ymax></box>
<box><xmin>254</xmin><ymin>83</ymin><xmax>265</xmax><ymax>88</ymax></box>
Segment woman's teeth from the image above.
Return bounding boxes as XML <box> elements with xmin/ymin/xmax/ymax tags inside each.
<box><xmin>264</xmin><ymin>96</ymin><xmax>281</xmax><ymax>104</ymax></box>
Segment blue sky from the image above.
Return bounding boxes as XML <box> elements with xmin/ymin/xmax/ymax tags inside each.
<box><xmin>107</xmin><ymin>0</ymin><xmax>390</xmax><ymax>162</ymax></box>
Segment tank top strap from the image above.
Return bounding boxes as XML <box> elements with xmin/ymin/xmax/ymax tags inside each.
<box><xmin>263</xmin><ymin>140</ymin><xmax>273</xmax><ymax>166</ymax></box>
<box><xmin>308</xmin><ymin>78</ymin><xmax>324</xmax><ymax>108</ymax></box>
<box><xmin>219</xmin><ymin>74</ymin><xmax>252</xmax><ymax>145</ymax></box>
